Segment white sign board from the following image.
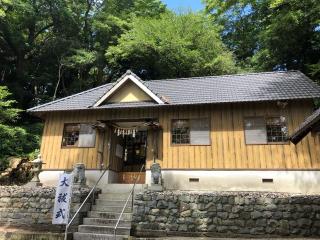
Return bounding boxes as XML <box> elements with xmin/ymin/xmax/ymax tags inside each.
<box><xmin>52</xmin><ymin>173</ymin><xmax>74</xmax><ymax>225</ymax></box>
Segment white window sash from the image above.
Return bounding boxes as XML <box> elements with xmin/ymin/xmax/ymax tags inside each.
<box><xmin>78</xmin><ymin>124</ymin><xmax>96</xmax><ymax>147</ymax></box>
<box><xmin>244</xmin><ymin>117</ymin><xmax>267</xmax><ymax>144</ymax></box>
<box><xmin>190</xmin><ymin>118</ymin><xmax>210</xmax><ymax>145</ymax></box>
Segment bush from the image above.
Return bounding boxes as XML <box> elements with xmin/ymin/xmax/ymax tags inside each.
<box><xmin>0</xmin><ymin>123</ymin><xmax>41</xmax><ymax>171</ymax></box>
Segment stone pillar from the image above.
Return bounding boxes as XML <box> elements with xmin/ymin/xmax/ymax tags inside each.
<box><xmin>73</xmin><ymin>163</ymin><xmax>86</xmax><ymax>188</ymax></box>
<box><xmin>149</xmin><ymin>162</ymin><xmax>163</xmax><ymax>192</ymax></box>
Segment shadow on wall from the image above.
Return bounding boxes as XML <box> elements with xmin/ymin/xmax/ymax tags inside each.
<box><xmin>293</xmin><ymin>170</ymin><xmax>320</xmax><ymax>194</ymax></box>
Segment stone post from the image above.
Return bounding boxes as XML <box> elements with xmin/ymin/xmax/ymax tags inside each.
<box><xmin>149</xmin><ymin>162</ymin><xmax>163</xmax><ymax>192</ymax></box>
<box><xmin>73</xmin><ymin>163</ymin><xmax>86</xmax><ymax>188</ymax></box>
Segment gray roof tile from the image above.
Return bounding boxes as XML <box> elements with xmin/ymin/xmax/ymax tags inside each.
<box><xmin>27</xmin><ymin>83</ymin><xmax>113</xmax><ymax>112</ymax></box>
<box><xmin>28</xmin><ymin>70</ymin><xmax>320</xmax><ymax>112</ymax></box>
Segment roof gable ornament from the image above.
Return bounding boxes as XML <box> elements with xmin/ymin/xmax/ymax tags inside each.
<box><xmin>93</xmin><ymin>70</ymin><xmax>164</xmax><ymax>107</ymax></box>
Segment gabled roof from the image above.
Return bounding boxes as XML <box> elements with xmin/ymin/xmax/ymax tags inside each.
<box><xmin>93</xmin><ymin>70</ymin><xmax>164</xmax><ymax>106</ymax></box>
<box><xmin>290</xmin><ymin>108</ymin><xmax>320</xmax><ymax>144</ymax></box>
<box><xmin>28</xmin><ymin>70</ymin><xmax>320</xmax><ymax>113</ymax></box>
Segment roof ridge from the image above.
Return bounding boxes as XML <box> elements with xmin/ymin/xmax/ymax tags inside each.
<box><xmin>27</xmin><ymin>82</ymin><xmax>113</xmax><ymax>111</ymax></box>
<box><xmin>145</xmin><ymin>70</ymin><xmax>300</xmax><ymax>83</ymax></box>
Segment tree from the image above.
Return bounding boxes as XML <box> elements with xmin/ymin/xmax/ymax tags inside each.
<box><xmin>204</xmin><ymin>0</ymin><xmax>262</xmax><ymax>69</ymax></box>
<box><xmin>0</xmin><ymin>0</ymin><xmax>84</xmax><ymax>107</ymax></box>
<box><xmin>132</xmin><ymin>0</ymin><xmax>166</xmax><ymax>17</ymax></box>
<box><xmin>0</xmin><ymin>86</ymin><xmax>21</xmax><ymax>123</ymax></box>
<box><xmin>0</xmin><ymin>0</ymin><xmax>168</xmax><ymax>109</ymax></box>
<box><xmin>204</xmin><ymin>0</ymin><xmax>320</xmax><ymax>81</ymax></box>
<box><xmin>0</xmin><ymin>87</ymin><xmax>40</xmax><ymax>168</ymax></box>
<box><xmin>252</xmin><ymin>0</ymin><xmax>320</xmax><ymax>75</ymax></box>
<box><xmin>0</xmin><ymin>1</ymin><xmax>171</xmax><ymax>161</ymax></box>
<box><xmin>106</xmin><ymin>12</ymin><xmax>238</xmax><ymax>80</ymax></box>
<box><xmin>91</xmin><ymin>0</ymin><xmax>167</xmax><ymax>82</ymax></box>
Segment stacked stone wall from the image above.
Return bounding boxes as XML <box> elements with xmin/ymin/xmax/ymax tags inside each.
<box><xmin>133</xmin><ymin>191</ymin><xmax>320</xmax><ymax>237</ymax></box>
<box><xmin>0</xmin><ymin>186</ymin><xmax>92</xmax><ymax>233</ymax></box>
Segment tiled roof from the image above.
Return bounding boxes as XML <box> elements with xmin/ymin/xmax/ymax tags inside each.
<box><xmin>27</xmin><ymin>83</ymin><xmax>113</xmax><ymax>112</ymax></box>
<box><xmin>290</xmin><ymin>108</ymin><xmax>320</xmax><ymax>144</ymax></box>
<box><xmin>28</xmin><ymin>70</ymin><xmax>320</xmax><ymax>112</ymax></box>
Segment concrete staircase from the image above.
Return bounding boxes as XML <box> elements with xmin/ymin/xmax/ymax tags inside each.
<box><xmin>73</xmin><ymin>184</ymin><xmax>146</xmax><ymax>240</ymax></box>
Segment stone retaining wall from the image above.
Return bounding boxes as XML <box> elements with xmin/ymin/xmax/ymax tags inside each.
<box><xmin>0</xmin><ymin>186</ymin><xmax>93</xmax><ymax>233</ymax></box>
<box><xmin>133</xmin><ymin>191</ymin><xmax>320</xmax><ymax>238</ymax></box>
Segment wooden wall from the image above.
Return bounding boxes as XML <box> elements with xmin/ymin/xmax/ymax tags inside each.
<box><xmin>40</xmin><ymin>108</ymin><xmax>156</xmax><ymax>170</ymax></box>
<box><xmin>40</xmin><ymin>100</ymin><xmax>320</xmax><ymax>170</ymax></box>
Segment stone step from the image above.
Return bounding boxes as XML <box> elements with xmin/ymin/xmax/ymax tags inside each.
<box><xmin>88</xmin><ymin>211</ymin><xmax>132</xmax><ymax>220</ymax></box>
<box><xmin>98</xmin><ymin>193</ymin><xmax>130</xmax><ymax>201</ymax></box>
<box><xmin>83</xmin><ymin>217</ymin><xmax>131</xmax><ymax>227</ymax></box>
<box><xmin>78</xmin><ymin>225</ymin><xmax>131</xmax><ymax>235</ymax></box>
<box><xmin>95</xmin><ymin>199</ymin><xmax>132</xmax><ymax>207</ymax></box>
<box><xmin>91</xmin><ymin>205</ymin><xmax>132</xmax><ymax>212</ymax></box>
<box><xmin>73</xmin><ymin>232</ymin><xmax>129</xmax><ymax>240</ymax></box>
<box><xmin>101</xmin><ymin>184</ymin><xmax>147</xmax><ymax>193</ymax></box>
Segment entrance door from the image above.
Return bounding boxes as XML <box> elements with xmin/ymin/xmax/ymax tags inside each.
<box><xmin>119</xmin><ymin>130</ymin><xmax>146</xmax><ymax>183</ymax></box>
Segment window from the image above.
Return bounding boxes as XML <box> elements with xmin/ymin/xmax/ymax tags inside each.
<box><xmin>62</xmin><ymin>123</ymin><xmax>96</xmax><ymax>147</ymax></box>
<box><xmin>190</xmin><ymin>119</ymin><xmax>210</xmax><ymax>145</ymax></box>
<box><xmin>172</xmin><ymin>119</ymin><xmax>210</xmax><ymax>145</ymax></box>
<box><xmin>62</xmin><ymin>124</ymin><xmax>80</xmax><ymax>146</ymax></box>
<box><xmin>172</xmin><ymin>120</ymin><xmax>190</xmax><ymax>144</ymax></box>
<box><xmin>266</xmin><ymin>117</ymin><xmax>288</xmax><ymax>143</ymax></box>
<box><xmin>244</xmin><ymin>117</ymin><xmax>267</xmax><ymax>144</ymax></box>
<box><xmin>244</xmin><ymin>116</ymin><xmax>288</xmax><ymax>144</ymax></box>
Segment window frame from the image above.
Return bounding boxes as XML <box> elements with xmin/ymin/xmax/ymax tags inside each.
<box><xmin>61</xmin><ymin>123</ymin><xmax>97</xmax><ymax>148</ymax></box>
<box><xmin>171</xmin><ymin>118</ymin><xmax>211</xmax><ymax>146</ymax></box>
<box><xmin>243</xmin><ymin>116</ymin><xmax>289</xmax><ymax>145</ymax></box>
<box><xmin>266</xmin><ymin>116</ymin><xmax>289</xmax><ymax>144</ymax></box>
<box><xmin>243</xmin><ymin>117</ymin><xmax>267</xmax><ymax>145</ymax></box>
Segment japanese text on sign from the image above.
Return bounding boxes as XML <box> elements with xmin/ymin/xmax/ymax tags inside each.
<box><xmin>52</xmin><ymin>173</ymin><xmax>73</xmax><ymax>224</ymax></box>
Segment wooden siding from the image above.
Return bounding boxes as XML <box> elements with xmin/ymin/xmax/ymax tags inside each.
<box><xmin>40</xmin><ymin>100</ymin><xmax>320</xmax><ymax>170</ymax></box>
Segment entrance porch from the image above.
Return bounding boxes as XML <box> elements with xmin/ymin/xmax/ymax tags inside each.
<box><xmin>102</xmin><ymin>119</ymin><xmax>160</xmax><ymax>184</ymax></box>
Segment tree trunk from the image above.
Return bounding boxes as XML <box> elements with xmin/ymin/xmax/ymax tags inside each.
<box><xmin>53</xmin><ymin>63</ymin><xmax>63</xmax><ymax>100</ymax></box>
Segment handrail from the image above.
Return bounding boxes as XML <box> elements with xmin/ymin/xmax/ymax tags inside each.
<box><xmin>114</xmin><ymin>164</ymin><xmax>145</xmax><ymax>239</ymax></box>
<box><xmin>64</xmin><ymin>164</ymin><xmax>110</xmax><ymax>240</ymax></box>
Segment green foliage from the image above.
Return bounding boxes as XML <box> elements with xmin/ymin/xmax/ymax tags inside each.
<box><xmin>1</xmin><ymin>0</ymin><xmax>319</xmax><ymax>110</ymax></box>
<box><xmin>0</xmin><ymin>0</ymin><xmax>13</xmax><ymax>18</ymax></box>
<box><xmin>0</xmin><ymin>87</ymin><xmax>41</xmax><ymax>168</ymax></box>
<box><xmin>132</xmin><ymin>0</ymin><xmax>166</xmax><ymax>17</ymax></box>
<box><xmin>308</xmin><ymin>61</ymin><xmax>320</xmax><ymax>85</ymax></box>
<box><xmin>0</xmin><ymin>0</ymin><xmax>169</xmax><ymax>107</ymax></box>
<box><xmin>0</xmin><ymin>124</ymin><xmax>40</xmax><ymax>162</ymax></box>
<box><xmin>204</xmin><ymin>0</ymin><xmax>320</xmax><ymax>81</ymax></box>
<box><xmin>106</xmin><ymin>12</ymin><xmax>238</xmax><ymax>79</ymax></box>
<box><xmin>64</xmin><ymin>49</ymin><xmax>97</xmax><ymax>67</ymax></box>
<box><xmin>257</xmin><ymin>0</ymin><xmax>320</xmax><ymax>74</ymax></box>
<box><xmin>0</xmin><ymin>86</ymin><xmax>21</xmax><ymax>123</ymax></box>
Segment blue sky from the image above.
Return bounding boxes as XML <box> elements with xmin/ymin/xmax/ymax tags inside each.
<box><xmin>161</xmin><ymin>0</ymin><xmax>204</xmax><ymax>12</ymax></box>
